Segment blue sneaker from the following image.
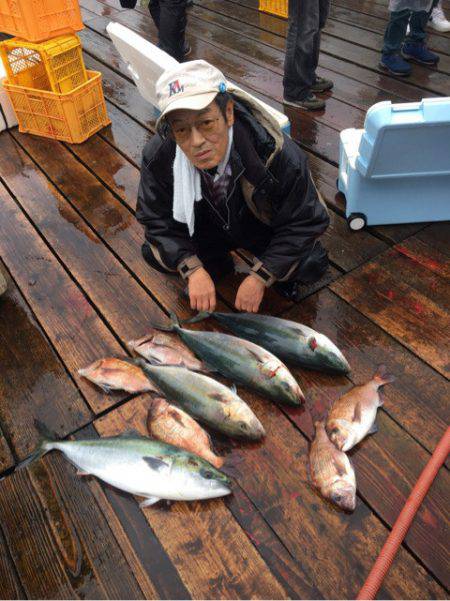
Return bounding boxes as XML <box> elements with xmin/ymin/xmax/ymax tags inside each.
<box><xmin>401</xmin><ymin>42</ymin><xmax>440</xmax><ymax>65</ymax></box>
<box><xmin>380</xmin><ymin>53</ymin><xmax>412</xmax><ymax>76</ymax></box>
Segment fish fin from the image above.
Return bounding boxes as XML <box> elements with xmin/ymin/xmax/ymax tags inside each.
<box><xmin>16</xmin><ymin>419</ymin><xmax>56</xmax><ymax>471</ymax></box>
<box><xmin>76</xmin><ymin>470</ymin><xmax>91</xmax><ymax>477</ymax></box>
<box><xmin>209</xmin><ymin>392</ymin><xmax>228</xmax><ymax>403</ymax></box>
<box><xmin>332</xmin><ymin>457</ymin><xmax>348</xmax><ymax>478</ymax></box>
<box><xmin>308</xmin><ymin>337</ymin><xmax>318</xmax><ymax>352</ymax></box>
<box><xmin>168</xmin><ymin>312</ymin><xmax>181</xmax><ymax>329</ymax></box>
<box><xmin>143</xmin><ymin>456</ymin><xmax>172</xmax><ymax>472</ymax></box>
<box><xmin>352</xmin><ymin>402</ymin><xmax>362</xmax><ymax>423</ymax></box>
<box><xmin>181</xmin><ymin>311</ymin><xmax>212</xmax><ymax>324</ymax></box>
<box><xmin>367</xmin><ymin>422</ymin><xmax>378</xmax><ymax>435</ymax></box>
<box><xmin>147</xmin><ymin>317</ymin><xmax>175</xmax><ymax>332</ymax></box>
<box><xmin>246</xmin><ymin>348</ymin><xmax>265</xmax><ymax>364</ymax></box>
<box><xmin>373</xmin><ymin>364</ymin><xmax>396</xmax><ymax>386</ymax></box>
<box><xmin>116</xmin><ymin>428</ymin><xmax>144</xmax><ymax>439</ymax></box>
<box><xmin>139</xmin><ymin>496</ymin><xmax>161</xmax><ymax>508</ymax></box>
<box><xmin>230</xmin><ymin>383</ymin><xmax>238</xmax><ymax>394</ymax></box>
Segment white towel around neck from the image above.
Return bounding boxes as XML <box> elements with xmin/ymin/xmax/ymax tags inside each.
<box><xmin>173</xmin><ymin>126</ymin><xmax>234</xmax><ymax>236</ymax></box>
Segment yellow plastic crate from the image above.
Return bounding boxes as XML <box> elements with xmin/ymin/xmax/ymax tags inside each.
<box><xmin>259</xmin><ymin>0</ymin><xmax>287</xmax><ymax>18</ymax></box>
<box><xmin>0</xmin><ymin>34</ymin><xmax>87</xmax><ymax>95</ymax></box>
<box><xmin>0</xmin><ymin>0</ymin><xmax>83</xmax><ymax>43</ymax></box>
<box><xmin>3</xmin><ymin>70</ymin><xmax>111</xmax><ymax>144</ymax></box>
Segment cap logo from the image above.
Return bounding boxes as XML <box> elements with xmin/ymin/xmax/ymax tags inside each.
<box><xmin>168</xmin><ymin>80</ymin><xmax>184</xmax><ymax>97</ymax></box>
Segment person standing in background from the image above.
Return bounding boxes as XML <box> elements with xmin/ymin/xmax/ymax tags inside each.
<box><xmin>283</xmin><ymin>0</ymin><xmax>334</xmax><ymax>111</ymax></box>
<box><xmin>380</xmin><ymin>0</ymin><xmax>440</xmax><ymax>76</ymax></box>
<box><xmin>119</xmin><ymin>0</ymin><xmax>190</xmax><ymax>62</ymax></box>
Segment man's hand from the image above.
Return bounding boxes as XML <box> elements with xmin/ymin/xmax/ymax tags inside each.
<box><xmin>188</xmin><ymin>268</ymin><xmax>216</xmax><ymax>312</ymax></box>
<box><xmin>235</xmin><ymin>275</ymin><xmax>265</xmax><ymax>313</ymax></box>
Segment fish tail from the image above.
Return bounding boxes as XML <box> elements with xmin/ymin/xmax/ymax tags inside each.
<box><xmin>373</xmin><ymin>364</ymin><xmax>396</xmax><ymax>386</ymax></box>
<box><xmin>181</xmin><ymin>311</ymin><xmax>212</xmax><ymax>325</ymax></box>
<box><xmin>168</xmin><ymin>312</ymin><xmax>181</xmax><ymax>329</ymax></box>
<box><xmin>148</xmin><ymin>317</ymin><xmax>175</xmax><ymax>332</ymax></box>
<box><xmin>16</xmin><ymin>420</ymin><xmax>56</xmax><ymax>470</ymax></box>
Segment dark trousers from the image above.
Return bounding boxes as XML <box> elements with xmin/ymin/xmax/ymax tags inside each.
<box><xmin>283</xmin><ymin>0</ymin><xmax>330</xmax><ymax>101</ymax></box>
<box><xmin>142</xmin><ymin>240</ymin><xmax>329</xmax><ymax>285</ymax></box>
<box><xmin>382</xmin><ymin>0</ymin><xmax>438</xmax><ymax>55</ymax></box>
<box><xmin>148</xmin><ymin>0</ymin><xmax>187</xmax><ymax>62</ymax></box>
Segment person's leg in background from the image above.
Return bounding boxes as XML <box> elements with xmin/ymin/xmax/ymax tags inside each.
<box><xmin>380</xmin><ymin>9</ymin><xmax>413</xmax><ymax>75</ymax></box>
<box><xmin>402</xmin><ymin>0</ymin><xmax>440</xmax><ymax>65</ymax></box>
<box><xmin>283</xmin><ymin>0</ymin><xmax>326</xmax><ymax>110</ymax></box>
<box><xmin>148</xmin><ymin>0</ymin><xmax>189</xmax><ymax>62</ymax></box>
<box><xmin>429</xmin><ymin>0</ymin><xmax>450</xmax><ymax>31</ymax></box>
<box><xmin>310</xmin><ymin>0</ymin><xmax>334</xmax><ymax>94</ymax></box>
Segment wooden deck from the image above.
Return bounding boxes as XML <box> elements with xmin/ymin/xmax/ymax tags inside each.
<box><xmin>0</xmin><ymin>0</ymin><xmax>449</xmax><ymax>598</ymax></box>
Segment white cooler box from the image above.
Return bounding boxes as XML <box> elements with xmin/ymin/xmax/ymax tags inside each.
<box><xmin>0</xmin><ymin>60</ymin><xmax>18</xmax><ymax>132</ymax></box>
<box><xmin>107</xmin><ymin>22</ymin><xmax>291</xmax><ymax>135</ymax></box>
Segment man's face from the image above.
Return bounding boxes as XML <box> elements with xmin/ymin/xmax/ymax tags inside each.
<box><xmin>167</xmin><ymin>100</ymin><xmax>234</xmax><ymax>170</ymax></box>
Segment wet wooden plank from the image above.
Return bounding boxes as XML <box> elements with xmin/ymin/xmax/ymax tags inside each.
<box><xmin>413</xmin><ymin>222</ymin><xmax>450</xmax><ymax>258</ymax></box>
<box><xmin>0</xmin><ymin>135</ymin><xmax>170</xmax><ymax>344</ymax></box>
<box><xmin>0</xmin><ymin>524</ymin><xmax>26</xmax><ymax>600</ymax></box>
<box><xmin>93</xmin><ymin>396</ymin><xmax>290</xmax><ymax>599</ymax></box>
<box><xmin>6</xmin><ymin>132</ymin><xmax>188</xmax><ymax>318</ymax></box>
<box><xmin>94</xmin><ymin>394</ymin><xmax>444</xmax><ymax>599</ymax></box>
<box><xmin>0</xmin><ymin>261</ymin><xmax>93</xmax><ymax>464</ymax></box>
<box><xmin>0</xmin><ymin>455</ymin><xmax>149</xmax><ymax>599</ymax></box>
<box><xmin>330</xmin><ymin>248</ymin><xmax>450</xmax><ymax>377</ymax></box>
<box><xmin>0</xmin><ymin>156</ymin><xmax>127</xmax><ymax>414</ymax></box>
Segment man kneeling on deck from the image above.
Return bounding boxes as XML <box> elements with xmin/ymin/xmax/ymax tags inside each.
<box><xmin>136</xmin><ymin>60</ymin><xmax>330</xmax><ymax>313</ymax></box>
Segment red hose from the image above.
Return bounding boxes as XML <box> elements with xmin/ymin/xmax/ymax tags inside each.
<box><xmin>357</xmin><ymin>426</ymin><xmax>450</xmax><ymax>600</ymax></box>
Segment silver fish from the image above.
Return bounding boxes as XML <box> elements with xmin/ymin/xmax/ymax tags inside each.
<box><xmin>327</xmin><ymin>365</ymin><xmax>395</xmax><ymax>452</ymax></box>
<box><xmin>187</xmin><ymin>312</ymin><xmax>350</xmax><ymax>374</ymax></box>
<box><xmin>154</xmin><ymin>314</ymin><xmax>304</xmax><ymax>406</ymax></box>
<box><xmin>139</xmin><ymin>362</ymin><xmax>265</xmax><ymax>441</ymax></box>
<box><xmin>21</xmin><ymin>432</ymin><xmax>231</xmax><ymax>507</ymax></box>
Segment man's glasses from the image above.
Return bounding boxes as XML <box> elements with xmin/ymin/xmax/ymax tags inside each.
<box><xmin>169</xmin><ymin>117</ymin><xmax>221</xmax><ymax>143</ymax></box>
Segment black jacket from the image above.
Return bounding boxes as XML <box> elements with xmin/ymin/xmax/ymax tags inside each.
<box><xmin>136</xmin><ymin>101</ymin><xmax>329</xmax><ymax>280</ymax></box>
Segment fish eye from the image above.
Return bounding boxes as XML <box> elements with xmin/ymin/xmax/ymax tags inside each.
<box><xmin>330</xmin><ymin>428</ymin><xmax>340</xmax><ymax>436</ymax></box>
<box><xmin>239</xmin><ymin>422</ymin><xmax>249</xmax><ymax>431</ymax></box>
<box><xmin>202</xmin><ymin>470</ymin><xmax>214</xmax><ymax>480</ymax></box>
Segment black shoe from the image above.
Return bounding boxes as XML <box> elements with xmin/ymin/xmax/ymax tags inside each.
<box><xmin>283</xmin><ymin>93</ymin><xmax>325</xmax><ymax>111</ymax></box>
<box><xmin>311</xmin><ymin>76</ymin><xmax>334</xmax><ymax>93</ymax></box>
<box><xmin>274</xmin><ymin>280</ymin><xmax>302</xmax><ymax>302</ymax></box>
<box><xmin>296</xmin><ymin>242</ymin><xmax>329</xmax><ymax>284</ymax></box>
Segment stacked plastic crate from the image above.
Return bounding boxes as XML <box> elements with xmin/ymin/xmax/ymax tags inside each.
<box><xmin>0</xmin><ymin>0</ymin><xmax>110</xmax><ymax>143</ymax></box>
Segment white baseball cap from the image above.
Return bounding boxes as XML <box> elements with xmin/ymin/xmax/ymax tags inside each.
<box><xmin>155</xmin><ymin>60</ymin><xmax>228</xmax><ymax>127</ymax></box>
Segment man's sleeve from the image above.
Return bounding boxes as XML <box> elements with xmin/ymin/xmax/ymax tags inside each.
<box><xmin>257</xmin><ymin>141</ymin><xmax>330</xmax><ymax>282</ymax></box>
<box><xmin>136</xmin><ymin>150</ymin><xmax>201</xmax><ymax>276</ymax></box>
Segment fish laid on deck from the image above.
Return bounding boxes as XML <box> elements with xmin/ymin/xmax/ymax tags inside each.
<box><xmin>78</xmin><ymin>357</ymin><xmax>158</xmax><ymax>394</ymax></box>
<box><xmin>20</xmin><ymin>432</ymin><xmax>231</xmax><ymax>507</ymax></box>
<box><xmin>188</xmin><ymin>312</ymin><xmax>350</xmax><ymax>374</ymax></box>
<box><xmin>127</xmin><ymin>330</ymin><xmax>205</xmax><ymax>371</ymax></box>
<box><xmin>139</xmin><ymin>361</ymin><xmax>265</xmax><ymax>441</ymax></box>
<box><xmin>147</xmin><ymin>397</ymin><xmax>224</xmax><ymax>468</ymax></box>
<box><xmin>309</xmin><ymin>421</ymin><xmax>357</xmax><ymax>512</ymax></box>
<box><xmin>153</xmin><ymin>314</ymin><xmax>304</xmax><ymax>406</ymax></box>
<box><xmin>327</xmin><ymin>365</ymin><xmax>396</xmax><ymax>452</ymax></box>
